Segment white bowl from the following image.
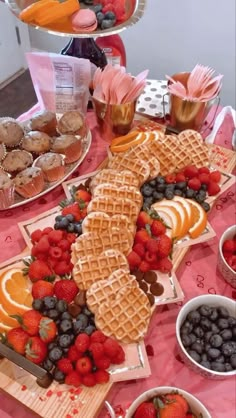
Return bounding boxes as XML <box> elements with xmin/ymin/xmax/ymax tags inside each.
<box><xmin>176</xmin><ymin>294</ymin><xmax>236</xmax><ymax>379</ymax></box>
<box><xmin>218</xmin><ymin>225</ymin><xmax>236</xmax><ymax>288</ymax></box>
<box><xmin>125</xmin><ymin>386</ymin><xmax>211</xmax><ymax>418</ymax></box>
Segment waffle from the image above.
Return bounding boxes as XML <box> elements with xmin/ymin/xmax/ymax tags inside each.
<box><xmin>108</xmin><ymin>155</ymin><xmax>150</xmax><ymax>185</ymax></box>
<box><xmin>159</xmin><ymin>135</ymin><xmax>192</xmax><ymax>171</ymax></box>
<box><xmin>87</xmin><ymin>196</ymin><xmax>140</xmax><ymax>224</ymax></box>
<box><xmin>82</xmin><ymin>212</ymin><xmax>136</xmax><ymax>235</ymax></box>
<box><xmin>86</xmin><ymin>269</ymin><xmax>138</xmax><ymax>314</ymax></box>
<box><xmin>124</xmin><ymin>142</ymin><xmax>161</xmax><ymax>179</ymax></box>
<box><xmin>93</xmin><ymin>183</ymin><xmax>143</xmax><ymax>208</ymax></box>
<box><xmin>72</xmin><ymin>228</ymin><xmax>133</xmax><ymax>259</ymax></box>
<box><xmin>90</xmin><ymin>169</ymin><xmax>139</xmax><ymax>193</ymax></box>
<box><xmin>178</xmin><ymin>129</ymin><xmax>210</xmax><ymax>168</ymax></box>
<box><xmin>95</xmin><ymin>284</ymin><xmax>151</xmax><ymax>343</ymax></box>
<box><xmin>73</xmin><ymin>249</ymin><xmax>129</xmax><ymax>290</ymax></box>
<box><xmin>148</xmin><ymin>133</ymin><xmax>176</xmax><ymax>175</ymax></box>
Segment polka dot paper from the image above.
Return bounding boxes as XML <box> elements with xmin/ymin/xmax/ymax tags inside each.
<box><xmin>136</xmin><ymin>79</ymin><xmax>169</xmax><ymax>117</ymax></box>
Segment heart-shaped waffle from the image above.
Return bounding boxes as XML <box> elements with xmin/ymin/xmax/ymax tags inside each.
<box><xmin>148</xmin><ymin>133</ymin><xmax>176</xmax><ymax>175</ymax></box>
<box><xmin>82</xmin><ymin>212</ymin><xmax>136</xmax><ymax>235</ymax></box>
<box><xmin>178</xmin><ymin>129</ymin><xmax>209</xmax><ymax>168</ymax></box>
<box><xmin>87</xmin><ymin>196</ymin><xmax>140</xmax><ymax>224</ymax></box>
<box><xmin>72</xmin><ymin>249</ymin><xmax>129</xmax><ymax>290</ymax></box>
<box><xmin>159</xmin><ymin>134</ymin><xmax>192</xmax><ymax>172</ymax></box>
<box><xmin>95</xmin><ymin>284</ymin><xmax>151</xmax><ymax>343</ymax></box>
<box><xmin>90</xmin><ymin>169</ymin><xmax>139</xmax><ymax>193</ymax></box>
<box><xmin>124</xmin><ymin>142</ymin><xmax>161</xmax><ymax>179</ymax></box>
<box><xmin>92</xmin><ymin>183</ymin><xmax>143</xmax><ymax>208</ymax></box>
<box><xmin>108</xmin><ymin>155</ymin><xmax>150</xmax><ymax>185</ymax></box>
<box><xmin>86</xmin><ymin>269</ymin><xmax>138</xmax><ymax>314</ymax></box>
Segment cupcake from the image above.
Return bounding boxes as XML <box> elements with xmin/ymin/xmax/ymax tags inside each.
<box><xmin>21</xmin><ymin>131</ymin><xmax>51</xmax><ymax>155</ymax></box>
<box><xmin>0</xmin><ymin>143</ymin><xmax>6</xmax><ymax>161</ymax></box>
<box><xmin>33</xmin><ymin>152</ymin><xmax>65</xmax><ymax>182</ymax></box>
<box><xmin>0</xmin><ymin>118</ymin><xmax>24</xmax><ymax>148</ymax></box>
<box><xmin>13</xmin><ymin>167</ymin><xmax>44</xmax><ymax>198</ymax></box>
<box><xmin>30</xmin><ymin>110</ymin><xmax>57</xmax><ymax>136</ymax></box>
<box><xmin>57</xmin><ymin>110</ymin><xmax>87</xmax><ymax>137</ymax></box>
<box><xmin>0</xmin><ymin>170</ymin><xmax>15</xmax><ymax>209</ymax></box>
<box><xmin>1</xmin><ymin>150</ymin><xmax>33</xmax><ymax>175</ymax></box>
<box><xmin>51</xmin><ymin>135</ymin><xmax>82</xmax><ymax>164</ymax></box>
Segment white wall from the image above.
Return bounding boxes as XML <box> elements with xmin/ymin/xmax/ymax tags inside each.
<box><xmin>29</xmin><ymin>0</ymin><xmax>236</xmax><ymax>107</ymax></box>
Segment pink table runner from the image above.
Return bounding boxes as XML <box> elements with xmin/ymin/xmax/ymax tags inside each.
<box><xmin>0</xmin><ymin>107</ymin><xmax>235</xmax><ymax>418</ymax></box>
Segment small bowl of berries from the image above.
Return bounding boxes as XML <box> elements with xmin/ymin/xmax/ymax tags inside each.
<box><xmin>176</xmin><ymin>294</ymin><xmax>236</xmax><ymax>379</ymax></box>
<box><xmin>218</xmin><ymin>225</ymin><xmax>236</xmax><ymax>288</ymax></box>
<box><xmin>125</xmin><ymin>386</ymin><xmax>211</xmax><ymax>418</ymax></box>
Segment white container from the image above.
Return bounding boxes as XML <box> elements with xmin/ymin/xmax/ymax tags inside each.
<box><xmin>218</xmin><ymin>225</ymin><xmax>236</xmax><ymax>288</ymax></box>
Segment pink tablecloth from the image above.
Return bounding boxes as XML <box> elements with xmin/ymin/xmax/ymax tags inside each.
<box><xmin>0</xmin><ymin>108</ymin><xmax>235</xmax><ymax>418</ymax></box>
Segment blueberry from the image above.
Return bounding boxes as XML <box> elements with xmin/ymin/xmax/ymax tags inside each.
<box><xmin>228</xmin><ymin>317</ymin><xmax>236</xmax><ymax>327</ymax></box>
<box><xmin>211</xmin><ymin>323</ymin><xmax>220</xmax><ymax>334</ymax></box>
<box><xmin>233</xmin><ymin>327</ymin><xmax>236</xmax><ymax>340</ymax></box>
<box><xmin>73</xmin><ymin>319</ymin><xmax>85</xmax><ymax>335</ymax></box>
<box><xmin>211</xmin><ymin>362</ymin><xmax>225</xmax><ymax>372</ymax></box>
<box><xmin>156</xmin><ymin>176</ymin><xmax>166</xmax><ymax>184</ymax></box>
<box><xmin>143</xmin><ymin>197</ymin><xmax>154</xmax><ymax>208</ymax></box>
<box><xmin>193</xmin><ymin>326</ymin><xmax>204</xmax><ymax>338</ymax></box>
<box><xmin>165</xmin><ymin>184</ymin><xmax>175</xmax><ymax>192</ymax></box>
<box><xmin>65</xmin><ymin>214</ymin><xmax>75</xmax><ymax>222</ymax></box>
<box><xmin>181</xmin><ymin>320</ymin><xmax>193</xmax><ymax>333</ymax></box>
<box><xmin>84</xmin><ymin>325</ymin><xmax>96</xmax><ymax>335</ymax></box>
<box><xmin>59</xmin><ymin>319</ymin><xmax>73</xmax><ymax>333</ymax></box>
<box><xmin>215</xmin><ymin>355</ymin><xmax>225</xmax><ymax>363</ymax></box>
<box><xmin>58</xmin><ymin>334</ymin><xmax>71</xmax><ymax>348</ymax></box>
<box><xmin>201</xmin><ymin>202</ymin><xmax>210</xmax><ymax>212</ymax></box>
<box><xmin>218</xmin><ymin>306</ymin><xmax>230</xmax><ymax>318</ymax></box>
<box><xmin>181</xmin><ymin>334</ymin><xmax>192</xmax><ymax>347</ymax></box>
<box><xmin>97</xmin><ymin>12</ymin><xmax>105</xmax><ymax>26</ymax></box>
<box><xmin>54</xmin><ymin>222</ymin><xmax>61</xmax><ymax>230</ymax></box>
<box><xmin>230</xmin><ymin>353</ymin><xmax>236</xmax><ymax>368</ymax></box>
<box><xmin>156</xmin><ymin>183</ymin><xmax>166</xmax><ymax>193</ymax></box>
<box><xmin>32</xmin><ymin>299</ymin><xmax>44</xmax><ymax>312</ymax></box>
<box><xmin>48</xmin><ymin>342</ymin><xmax>57</xmax><ymax>351</ymax></box>
<box><xmin>200</xmin><ymin>318</ymin><xmax>212</xmax><ymax>331</ymax></box>
<box><xmin>149</xmin><ymin>180</ymin><xmax>156</xmax><ymax>187</ymax></box>
<box><xmin>42</xmin><ymin>357</ymin><xmax>54</xmax><ymax>372</ymax></box>
<box><xmin>200</xmin><ymin>360</ymin><xmax>211</xmax><ymax>369</ymax></box>
<box><xmin>84</xmin><ymin>0</ymin><xmax>94</xmax><ymax>4</ymax></box>
<box><xmin>61</xmin><ymin>312</ymin><xmax>72</xmax><ymax>321</ymax></box>
<box><xmin>175</xmin><ymin>181</ymin><xmax>187</xmax><ymax>190</ymax></box>
<box><xmin>152</xmin><ymin>192</ymin><xmax>164</xmax><ymax>202</ymax></box>
<box><xmin>55</xmin><ymin>215</ymin><xmax>63</xmax><ymax>222</ymax></box>
<box><xmin>67</xmin><ymin>223</ymin><xmax>75</xmax><ymax>233</ymax></box>
<box><xmin>77</xmin><ymin>313</ymin><xmax>89</xmax><ymax>327</ymax></box>
<box><xmin>101</xmin><ymin>19</ymin><xmax>116</xmax><ymax>29</ymax></box>
<box><xmin>187</xmin><ymin>310</ymin><xmax>201</xmax><ymax>325</ymax></box>
<box><xmin>53</xmin><ymin>368</ymin><xmax>65</xmax><ymax>383</ymax></box>
<box><xmin>207</xmin><ymin>348</ymin><xmax>221</xmax><ymax>359</ymax></box>
<box><xmin>188</xmin><ymin>333</ymin><xmax>197</xmax><ymax>344</ymax></box>
<box><xmin>165</xmin><ymin>190</ymin><xmax>174</xmax><ymax>200</ymax></box>
<box><xmin>221</xmin><ymin>342</ymin><xmax>236</xmax><ymax>357</ymax></box>
<box><xmin>56</xmin><ymin>299</ymin><xmax>68</xmax><ymax>313</ymax></box>
<box><xmin>174</xmin><ymin>189</ymin><xmax>183</xmax><ymax>196</ymax></box>
<box><xmin>195</xmin><ymin>194</ymin><xmax>205</xmax><ymax>203</ymax></box>
<box><xmin>49</xmin><ymin>347</ymin><xmax>63</xmax><ymax>362</ymax></box>
<box><xmin>209</xmin><ymin>308</ymin><xmax>218</xmax><ymax>322</ymax></box>
<box><xmin>218</xmin><ymin>318</ymin><xmax>229</xmax><ymax>330</ymax></box>
<box><xmin>205</xmin><ymin>331</ymin><xmax>213</xmax><ymax>342</ymax></box>
<box><xmin>198</xmin><ymin>305</ymin><xmax>212</xmax><ymax>317</ymax></box>
<box><xmin>191</xmin><ymin>342</ymin><xmax>203</xmax><ymax>354</ymax></box>
<box><xmin>201</xmin><ymin>353</ymin><xmax>208</xmax><ymax>362</ymax></box>
<box><xmin>225</xmin><ymin>363</ymin><xmax>233</xmax><ymax>371</ymax></box>
<box><xmin>74</xmin><ymin>223</ymin><xmax>83</xmax><ymax>234</ymax></box>
<box><xmin>186</xmin><ymin>189</ymin><xmax>196</xmax><ymax>198</ymax></box>
<box><xmin>104</xmin><ymin>11</ymin><xmax>116</xmax><ymax>21</ymax></box>
<box><xmin>188</xmin><ymin>350</ymin><xmax>201</xmax><ymax>363</ymax></box>
<box><xmin>200</xmin><ymin>184</ymin><xmax>207</xmax><ymax>191</ymax></box>
<box><xmin>44</xmin><ymin>296</ymin><xmax>57</xmax><ymax>310</ymax></box>
<box><xmin>220</xmin><ymin>329</ymin><xmax>233</xmax><ymax>341</ymax></box>
<box><xmin>198</xmin><ymin>190</ymin><xmax>207</xmax><ymax>199</ymax></box>
<box><xmin>94</xmin><ymin>4</ymin><xmax>103</xmax><ymax>13</ymax></box>
<box><xmin>142</xmin><ymin>184</ymin><xmax>154</xmax><ymax>197</ymax></box>
<box><xmin>47</xmin><ymin>309</ymin><xmax>60</xmax><ymax>320</ymax></box>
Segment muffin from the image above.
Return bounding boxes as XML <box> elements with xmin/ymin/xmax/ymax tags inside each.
<box><xmin>13</xmin><ymin>167</ymin><xmax>44</xmax><ymax>198</ymax></box>
<box><xmin>0</xmin><ymin>170</ymin><xmax>15</xmax><ymax>209</ymax></box>
<box><xmin>51</xmin><ymin>135</ymin><xmax>82</xmax><ymax>164</ymax></box>
<box><xmin>57</xmin><ymin>110</ymin><xmax>87</xmax><ymax>137</ymax></box>
<box><xmin>0</xmin><ymin>118</ymin><xmax>24</xmax><ymax>148</ymax></box>
<box><xmin>1</xmin><ymin>150</ymin><xmax>33</xmax><ymax>175</ymax></box>
<box><xmin>33</xmin><ymin>152</ymin><xmax>65</xmax><ymax>182</ymax></box>
<box><xmin>21</xmin><ymin>131</ymin><xmax>51</xmax><ymax>155</ymax></box>
<box><xmin>0</xmin><ymin>143</ymin><xmax>6</xmax><ymax>161</ymax></box>
<box><xmin>30</xmin><ymin>110</ymin><xmax>57</xmax><ymax>136</ymax></box>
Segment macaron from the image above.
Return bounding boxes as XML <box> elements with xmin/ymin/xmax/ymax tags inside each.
<box><xmin>71</xmin><ymin>9</ymin><xmax>97</xmax><ymax>33</ymax></box>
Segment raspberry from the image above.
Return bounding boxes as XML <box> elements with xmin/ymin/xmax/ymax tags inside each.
<box><xmin>207</xmin><ymin>181</ymin><xmax>221</xmax><ymax>196</ymax></box>
<box><xmin>184</xmin><ymin>165</ymin><xmax>198</xmax><ymax>178</ymax></box>
<box><xmin>146</xmin><ymin>238</ymin><xmax>159</xmax><ymax>254</ymax></box>
<box><xmin>65</xmin><ymin>371</ymin><xmax>81</xmax><ymax>387</ymax></box>
<box><xmin>58</xmin><ymin>239</ymin><xmax>71</xmax><ymax>251</ymax></box>
<box><xmin>157</xmin><ymin>234</ymin><xmax>172</xmax><ymax>258</ymax></box>
<box><xmin>127</xmin><ymin>251</ymin><xmax>141</xmax><ymax>271</ymax></box>
<box><xmin>57</xmin><ymin>358</ymin><xmax>73</xmax><ymax>375</ymax></box>
<box><xmin>49</xmin><ymin>247</ymin><xmax>62</xmax><ymax>259</ymax></box>
<box><xmin>188</xmin><ymin>177</ymin><xmax>201</xmax><ymax>191</ymax></box>
<box><xmin>31</xmin><ymin>229</ymin><xmax>43</xmax><ymax>243</ymax></box>
<box><xmin>65</xmin><ymin>233</ymin><xmax>77</xmax><ymax>244</ymax></box>
<box><xmin>102</xmin><ymin>4</ymin><xmax>115</xmax><ymax>13</ymax></box>
<box><xmin>82</xmin><ymin>373</ymin><xmax>96</xmax><ymax>387</ymax></box>
<box><xmin>111</xmin><ymin>345</ymin><xmax>125</xmax><ymax>364</ymax></box>
<box><xmin>151</xmin><ymin>220</ymin><xmax>166</xmax><ymax>236</ymax></box>
<box><xmin>165</xmin><ymin>174</ymin><xmax>176</xmax><ymax>184</ymax></box>
<box><xmin>42</xmin><ymin>227</ymin><xmax>53</xmax><ymax>235</ymax></box>
<box><xmin>76</xmin><ymin>357</ymin><xmax>92</xmax><ymax>375</ymax></box>
<box><xmin>61</xmin><ymin>251</ymin><xmax>71</xmax><ymax>262</ymax></box>
<box><xmin>175</xmin><ymin>172</ymin><xmax>186</xmax><ymax>182</ymax></box>
<box><xmin>198</xmin><ymin>173</ymin><xmax>210</xmax><ymax>185</ymax></box>
<box><xmin>94</xmin><ymin>355</ymin><xmax>111</xmax><ymax>370</ymax></box>
<box><xmin>226</xmin><ymin>255</ymin><xmax>236</xmax><ymax>271</ymax></box>
<box><xmin>94</xmin><ymin>369</ymin><xmax>110</xmax><ymax>384</ymax></box>
<box><xmin>136</xmin><ymin>211</ymin><xmax>152</xmax><ymax>229</ymax></box>
<box><xmin>198</xmin><ymin>167</ymin><xmax>210</xmax><ymax>174</ymax></box>
<box><xmin>222</xmin><ymin>239</ymin><xmax>235</xmax><ymax>254</ymax></box>
<box><xmin>113</xmin><ymin>1</ymin><xmax>126</xmax><ymax>21</ymax></box>
<box><xmin>139</xmin><ymin>260</ymin><xmax>151</xmax><ymax>273</ymax></box>
<box><xmin>134</xmin><ymin>229</ymin><xmax>150</xmax><ymax>245</ymax></box>
<box><xmin>145</xmin><ymin>251</ymin><xmax>157</xmax><ymax>264</ymax></box>
<box><xmin>48</xmin><ymin>230</ymin><xmax>64</xmax><ymax>245</ymax></box>
<box><xmin>34</xmin><ymin>235</ymin><xmax>50</xmax><ymax>254</ymax></box>
<box><xmin>90</xmin><ymin>330</ymin><xmax>107</xmax><ymax>344</ymax></box>
<box><xmin>158</xmin><ymin>257</ymin><xmax>173</xmax><ymax>273</ymax></box>
<box><xmin>89</xmin><ymin>342</ymin><xmax>104</xmax><ymax>359</ymax></box>
<box><xmin>133</xmin><ymin>243</ymin><xmax>145</xmax><ymax>258</ymax></box>
<box><xmin>68</xmin><ymin>345</ymin><xmax>82</xmax><ymax>362</ymax></box>
<box><xmin>103</xmin><ymin>338</ymin><xmax>120</xmax><ymax>359</ymax></box>
<box><xmin>210</xmin><ymin>170</ymin><xmax>221</xmax><ymax>183</ymax></box>
<box><xmin>75</xmin><ymin>333</ymin><xmax>90</xmax><ymax>353</ymax></box>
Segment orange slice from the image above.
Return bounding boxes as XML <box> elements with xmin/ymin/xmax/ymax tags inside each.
<box><xmin>173</xmin><ymin>196</ymin><xmax>194</xmax><ymax>230</ymax></box>
<box><xmin>0</xmin><ymin>321</ymin><xmax>11</xmax><ymax>334</ymax></box>
<box><xmin>0</xmin><ymin>269</ymin><xmax>32</xmax><ymax>315</ymax></box>
<box><xmin>152</xmin><ymin>203</ymin><xmax>182</xmax><ymax>238</ymax></box>
<box><xmin>110</xmin><ymin>132</ymin><xmax>147</xmax><ymax>153</ymax></box>
<box><xmin>152</xmin><ymin>200</ymin><xmax>188</xmax><ymax>238</ymax></box>
<box><xmin>188</xmin><ymin>200</ymin><xmax>207</xmax><ymax>239</ymax></box>
<box><xmin>0</xmin><ymin>304</ymin><xmax>19</xmax><ymax>327</ymax></box>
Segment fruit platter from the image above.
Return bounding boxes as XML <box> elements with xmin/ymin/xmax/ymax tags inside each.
<box><xmin>0</xmin><ymin>114</ymin><xmax>235</xmax><ymax>418</ymax></box>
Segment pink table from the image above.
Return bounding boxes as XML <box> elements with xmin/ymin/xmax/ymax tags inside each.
<box><xmin>0</xmin><ymin>108</ymin><xmax>235</xmax><ymax>418</ymax></box>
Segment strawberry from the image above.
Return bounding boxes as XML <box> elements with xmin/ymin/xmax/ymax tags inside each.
<box><xmin>198</xmin><ymin>172</ymin><xmax>210</xmax><ymax>185</ymax></box>
<box><xmin>25</xmin><ymin>336</ymin><xmax>47</xmax><ymax>364</ymax></box>
<box><xmin>53</xmin><ymin>261</ymin><xmax>73</xmax><ymax>276</ymax></box>
<box><xmin>111</xmin><ymin>345</ymin><xmax>125</xmax><ymax>364</ymax></box>
<box><xmin>139</xmin><ymin>260</ymin><xmax>151</xmax><ymax>273</ymax></box>
<box><xmin>159</xmin><ymin>404</ymin><xmax>185</xmax><ymax>418</ymax></box>
<box><xmin>198</xmin><ymin>166</ymin><xmax>210</xmax><ymax>174</ymax></box>
<box><xmin>7</xmin><ymin>328</ymin><xmax>29</xmax><ymax>355</ymax></box>
<box><xmin>225</xmin><ymin>254</ymin><xmax>236</xmax><ymax>271</ymax></box>
<box><xmin>151</xmin><ymin>219</ymin><xmax>166</xmax><ymax>236</ymax></box>
<box><xmin>53</xmin><ymin>279</ymin><xmax>79</xmax><ymax>303</ymax></box>
<box><xmin>32</xmin><ymin>280</ymin><xmax>54</xmax><ymax>299</ymax></box>
<box><xmin>39</xmin><ymin>317</ymin><xmax>57</xmax><ymax>343</ymax></box>
<box><xmin>184</xmin><ymin>165</ymin><xmax>198</xmax><ymax>179</ymax></box>
<box><xmin>34</xmin><ymin>235</ymin><xmax>50</xmax><ymax>254</ymax></box>
<box><xmin>57</xmin><ymin>358</ymin><xmax>74</xmax><ymax>375</ymax></box>
<box><xmin>49</xmin><ymin>247</ymin><xmax>62</xmax><ymax>259</ymax></box>
<box><xmin>90</xmin><ymin>330</ymin><xmax>106</xmax><ymax>344</ymax></box>
<box><xmin>207</xmin><ymin>181</ymin><xmax>221</xmax><ymax>196</ymax></box>
<box><xmin>89</xmin><ymin>342</ymin><xmax>104</xmax><ymax>359</ymax></box>
<box><xmin>76</xmin><ymin>356</ymin><xmax>92</xmax><ymax>375</ymax></box>
<box><xmin>157</xmin><ymin>235</ymin><xmax>172</xmax><ymax>258</ymax></box>
<box><xmin>165</xmin><ymin>174</ymin><xmax>176</xmax><ymax>184</ymax></box>
<box><xmin>94</xmin><ymin>369</ymin><xmax>110</xmax><ymax>384</ymax></box>
<box><xmin>75</xmin><ymin>333</ymin><xmax>90</xmax><ymax>353</ymax></box>
<box><xmin>188</xmin><ymin>177</ymin><xmax>201</xmax><ymax>191</ymax></box>
<box><xmin>210</xmin><ymin>170</ymin><xmax>221</xmax><ymax>183</ymax></box>
<box><xmin>27</xmin><ymin>259</ymin><xmax>54</xmax><ymax>283</ymax></box>
<box><xmin>31</xmin><ymin>229</ymin><xmax>43</xmax><ymax>243</ymax></box>
<box><xmin>222</xmin><ymin>239</ymin><xmax>235</xmax><ymax>254</ymax></box>
<box><xmin>58</xmin><ymin>239</ymin><xmax>71</xmax><ymax>251</ymax></box>
<box><xmin>74</xmin><ymin>189</ymin><xmax>91</xmax><ymax>203</ymax></box>
<box><xmin>48</xmin><ymin>229</ymin><xmax>64</xmax><ymax>245</ymax></box>
<box><xmin>134</xmin><ymin>229</ymin><xmax>151</xmax><ymax>245</ymax></box>
<box><xmin>82</xmin><ymin>373</ymin><xmax>96</xmax><ymax>387</ymax></box>
<box><xmin>133</xmin><ymin>243</ymin><xmax>146</xmax><ymax>258</ymax></box>
<box><xmin>127</xmin><ymin>251</ymin><xmax>141</xmax><ymax>271</ymax></box>
<box><xmin>65</xmin><ymin>370</ymin><xmax>82</xmax><ymax>387</ymax></box>
<box><xmin>12</xmin><ymin>310</ymin><xmax>42</xmax><ymax>336</ymax></box>
<box><xmin>94</xmin><ymin>355</ymin><xmax>111</xmax><ymax>370</ymax></box>
<box><xmin>175</xmin><ymin>172</ymin><xmax>186</xmax><ymax>182</ymax></box>
<box><xmin>157</xmin><ymin>257</ymin><xmax>173</xmax><ymax>273</ymax></box>
<box><xmin>145</xmin><ymin>251</ymin><xmax>157</xmax><ymax>264</ymax></box>
<box><xmin>165</xmin><ymin>394</ymin><xmax>188</xmax><ymax>414</ymax></box>
<box><xmin>103</xmin><ymin>338</ymin><xmax>120</xmax><ymax>358</ymax></box>
<box><xmin>68</xmin><ymin>345</ymin><xmax>82</xmax><ymax>362</ymax></box>
<box><xmin>62</xmin><ymin>202</ymin><xmax>86</xmax><ymax>222</ymax></box>
<box><xmin>146</xmin><ymin>238</ymin><xmax>159</xmax><ymax>254</ymax></box>
<box><xmin>134</xmin><ymin>402</ymin><xmax>156</xmax><ymax>418</ymax></box>
<box><xmin>136</xmin><ymin>211</ymin><xmax>153</xmax><ymax>229</ymax></box>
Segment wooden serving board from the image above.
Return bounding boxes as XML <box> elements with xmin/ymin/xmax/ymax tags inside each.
<box><xmin>0</xmin><ymin>144</ymin><xmax>235</xmax><ymax>418</ymax></box>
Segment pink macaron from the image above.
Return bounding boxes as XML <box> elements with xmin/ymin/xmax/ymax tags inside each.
<box><xmin>71</xmin><ymin>9</ymin><xmax>98</xmax><ymax>33</ymax></box>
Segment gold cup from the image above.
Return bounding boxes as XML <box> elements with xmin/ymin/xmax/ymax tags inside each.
<box><xmin>168</xmin><ymin>72</ymin><xmax>218</xmax><ymax>132</ymax></box>
<box><xmin>92</xmin><ymin>97</ymin><xmax>136</xmax><ymax>143</ymax></box>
